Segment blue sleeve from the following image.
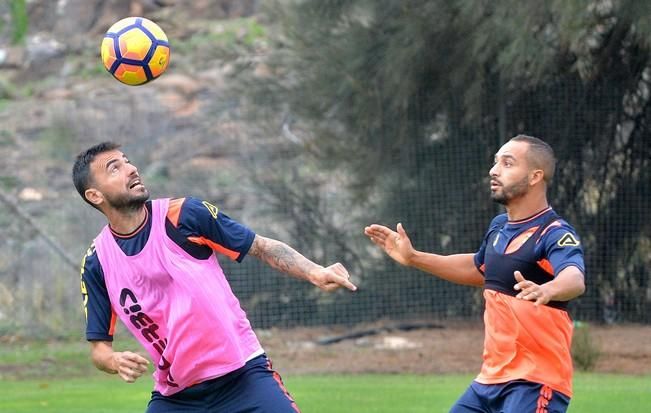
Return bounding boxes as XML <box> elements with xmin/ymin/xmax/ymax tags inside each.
<box><xmin>473</xmin><ymin>214</ymin><xmax>508</xmax><ymax>274</ymax></box>
<box><xmin>80</xmin><ymin>243</ymin><xmax>114</xmax><ymax>341</ymax></box>
<box><xmin>177</xmin><ymin>197</ymin><xmax>256</xmax><ymax>262</ymax></box>
<box><xmin>473</xmin><ymin>240</ymin><xmax>487</xmax><ymax>274</ymax></box>
<box><xmin>541</xmin><ymin>222</ymin><xmax>585</xmax><ymax>277</ymax></box>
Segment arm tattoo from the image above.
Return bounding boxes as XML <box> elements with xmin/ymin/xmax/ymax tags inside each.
<box><xmin>248</xmin><ymin>235</ymin><xmax>317</xmax><ymax>279</ymax></box>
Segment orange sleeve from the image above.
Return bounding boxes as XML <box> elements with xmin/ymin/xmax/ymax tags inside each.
<box><xmin>537</xmin><ymin>258</ymin><xmax>554</xmax><ymax>276</ymax></box>
<box><xmin>108</xmin><ymin>309</ymin><xmax>118</xmax><ymax>336</ymax></box>
<box><xmin>167</xmin><ymin>197</ymin><xmax>186</xmax><ymax>227</ymax></box>
<box><xmin>187</xmin><ymin>235</ymin><xmax>241</xmax><ymax>261</ymax></box>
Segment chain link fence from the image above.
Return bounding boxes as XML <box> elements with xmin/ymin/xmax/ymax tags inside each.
<box><xmin>0</xmin><ymin>71</ymin><xmax>649</xmax><ymax>339</ymax></box>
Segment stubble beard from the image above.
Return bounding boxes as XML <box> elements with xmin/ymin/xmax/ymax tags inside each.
<box><xmin>105</xmin><ymin>189</ymin><xmax>150</xmax><ymax>213</ymax></box>
<box><xmin>491</xmin><ymin>175</ymin><xmax>529</xmax><ymax>205</ymax></box>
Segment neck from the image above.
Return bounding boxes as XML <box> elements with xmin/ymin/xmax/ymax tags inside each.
<box><xmin>504</xmin><ymin>191</ymin><xmax>549</xmax><ymax>221</ymax></box>
<box><xmin>105</xmin><ymin>204</ymin><xmax>147</xmax><ymax>234</ymax></box>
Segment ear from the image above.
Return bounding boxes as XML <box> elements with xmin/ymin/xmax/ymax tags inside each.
<box><xmin>529</xmin><ymin>169</ymin><xmax>545</xmax><ymax>186</ymax></box>
<box><xmin>84</xmin><ymin>188</ymin><xmax>104</xmax><ymax>207</ymax></box>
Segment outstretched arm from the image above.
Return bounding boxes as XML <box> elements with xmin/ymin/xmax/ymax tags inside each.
<box><xmin>514</xmin><ymin>266</ymin><xmax>585</xmax><ymax>306</ymax></box>
<box><xmin>247</xmin><ymin>234</ymin><xmax>357</xmax><ymax>292</ymax></box>
<box><xmin>90</xmin><ymin>341</ymin><xmax>149</xmax><ymax>383</ymax></box>
<box><xmin>364</xmin><ymin>223</ymin><xmax>484</xmax><ymax>287</ymax></box>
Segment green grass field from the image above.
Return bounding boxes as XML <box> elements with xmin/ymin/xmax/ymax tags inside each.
<box><xmin>1</xmin><ymin>338</ymin><xmax>649</xmax><ymax>412</ymax></box>
<box><xmin>1</xmin><ymin>373</ymin><xmax>649</xmax><ymax>412</ymax></box>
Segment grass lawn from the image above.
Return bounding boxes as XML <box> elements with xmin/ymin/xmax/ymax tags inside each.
<box><xmin>0</xmin><ymin>373</ymin><xmax>649</xmax><ymax>412</ymax></box>
<box><xmin>1</xmin><ymin>337</ymin><xmax>649</xmax><ymax>412</ymax></box>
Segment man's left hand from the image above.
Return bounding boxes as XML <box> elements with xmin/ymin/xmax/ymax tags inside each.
<box><xmin>514</xmin><ymin>271</ymin><xmax>550</xmax><ymax>306</ymax></box>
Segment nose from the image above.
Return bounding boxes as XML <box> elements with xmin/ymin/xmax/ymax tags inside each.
<box><xmin>127</xmin><ymin>162</ymin><xmax>139</xmax><ymax>175</ymax></box>
<box><xmin>489</xmin><ymin>162</ymin><xmax>499</xmax><ymax>177</ymax></box>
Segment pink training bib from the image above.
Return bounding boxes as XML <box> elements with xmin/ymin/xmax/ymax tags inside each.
<box><xmin>94</xmin><ymin>198</ymin><xmax>262</xmax><ymax>395</ymax></box>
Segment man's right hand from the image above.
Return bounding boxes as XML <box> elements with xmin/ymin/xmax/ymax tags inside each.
<box><xmin>364</xmin><ymin>223</ymin><xmax>416</xmax><ymax>266</ymax></box>
<box><xmin>111</xmin><ymin>351</ymin><xmax>150</xmax><ymax>383</ymax></box>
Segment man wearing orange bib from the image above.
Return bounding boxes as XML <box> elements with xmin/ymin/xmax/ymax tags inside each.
<box><xmin>365</xmin><ymin>135</ymin><xmax>585</xmax><ymax>412</ymax></box>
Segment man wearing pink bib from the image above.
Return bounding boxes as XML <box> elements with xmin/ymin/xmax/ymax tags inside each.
<box><xmin>73</xmin><ymin>142</ymin><xmax>357</xmax><ymax>413</ymax></box>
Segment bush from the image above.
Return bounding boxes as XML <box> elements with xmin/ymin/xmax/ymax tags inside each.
<box><xmin>571</xmin><ymin>322</ymin><xmax>601</xmax><ymax>371</ymax></box>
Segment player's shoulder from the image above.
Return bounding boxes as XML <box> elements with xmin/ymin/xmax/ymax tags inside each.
<box><xmin>166</xmin><ymin>197</ymin><xmax>186</xmax><ymax>225</ymax></box>
<box><xmin>172</xmin><ymin>196</ymin><xmax>218</xmax><ymax>216</ymax></box>
<box><xmin>488</xmin><ymin>213</ymin><xmax>508</xmax><ymax>230</ymax></box>
<box><xmin>480</xmin><ymin>214</ymin><xmax>507</xmax><ymax>241</ymax></box>
<box><xmin>167</xmin><ymin>196</ymin><xmax>222</xmax><ymax>230</ymax></box>
<box><xmin>541</xmin><ymin>216</ymin><xmax>581</xmax><ymax>248</ymax></box>
<box><xmin>167</xmin><ymin>196</ymin><xmax>212</xmax><ymax>223</ymax></box>
<box><xmin>81</xmin><ymin>241</ymin><xmax>97</xmax><ymax>261</ymax></box>
<box><xmin>80</xmin><ymin>241</ymin><xmax>103</xmax><ymax>279</ymax></box>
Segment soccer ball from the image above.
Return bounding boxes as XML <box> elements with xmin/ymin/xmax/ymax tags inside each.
<box><xmin>100</xmin><ymin>17</ymin><xmax>170</xmax><ymax>86</ymax></box>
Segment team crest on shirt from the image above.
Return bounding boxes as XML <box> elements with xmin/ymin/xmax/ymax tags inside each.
<box><xmin>557</xmin><ymin>232</ymin><xmax>580</xmax><ymax>247</ymax></box>
<box><xmin>202</xmin><ymin>201</ymin><xmax>219</xmax><ymax>219</ymax></box>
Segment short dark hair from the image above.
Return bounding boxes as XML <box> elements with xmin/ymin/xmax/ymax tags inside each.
<box><xmin>72</xmin><ymin>142</ymin><xmax>121</xmax><ymax>207</ymax></box>
<box><xmin>509</xmin><ymin>135</ymin><xmax>556</xmax><ymax>184</ymax></box>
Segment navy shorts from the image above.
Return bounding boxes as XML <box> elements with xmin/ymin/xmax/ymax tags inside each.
<box><xmin>449</xmin><ymin>380</ymin><xmax>570</xmax><ymax>413</ymax></box>
<box><xmin>146</xmin><ymin>354</ymin><xmax>300</xmax><ymax>413</ymax></box>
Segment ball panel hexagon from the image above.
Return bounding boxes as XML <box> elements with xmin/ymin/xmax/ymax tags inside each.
<box><xmin>114</xmin><ymin>64</ymin><xmax>148</xmax><ymax>86</ymax></box>
<box><xmin>106</xmin><ymin>17</ymin><xmax>138</xmax><ymax>34</ymax></box>
<box><xmin>148</xmin><ymin>45</ymin><xmax>170</xmax><ymax>77</ymax></box>
<box><xmin>100</xmin><ymin>37</ymin><xmax>117</xmax><ymax>71</ymax></box>
<box><xmin>141</xmin><ymin>18</ymin><xmax>168</xmax><ymax>42</ymax></box>
<box><xmin>118</xmin><ymin>28</ymin><xmax>153</xmax><ymax>61</ymax></box>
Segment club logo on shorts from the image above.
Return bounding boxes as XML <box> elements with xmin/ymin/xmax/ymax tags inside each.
<box><xmin>557</xmin><ymin>233</ymin><xmax>580</xmax><ymax>247</ymax></box>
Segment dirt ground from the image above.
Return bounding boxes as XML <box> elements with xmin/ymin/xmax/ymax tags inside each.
<box><xmin>2</xmin><ymin>321</ymin><xmax>648</xmax><ymax>381</ymax></box>
<box><xmin>258</xmin><ymin>321</ymin><xmax>651</xmax><ymax>376</ymax></box>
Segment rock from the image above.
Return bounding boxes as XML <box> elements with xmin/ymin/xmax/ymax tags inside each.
<box><xmin>25</xmin><ymin>33</ymin><xmax>64</xmax><ymax>65</ymax></box>
<box><xmin>40</xmin><ymin>88</ymin><xmax>74</xmax><ymax>100</ymax></box>
<box><xmin>0</xmin><ymin>47</ymin><xmax>26</xmax><ymax>69</ymax></box>
<box><xmin>156</xmin><ymin>73</ymin><xmax>201</xmax><ymax>95</ymax></box>
<box><xmin>18</xmin><ymin>187</ymin><xmax>44</xmax><ymax>201</ymax></box>
<box><xmin>374</xmin><ymin>336</ymin><xmax>422</xmax><ymax>350</ymax></box>
<box><xmin>54</xmin><ymin>0</ymin><xmax>106</xmax><ymax>35</ymax></box>
<box><xmin>253</xmin><ymin>62</ymin><xmax>272</xmax><ymax>78</ymax></box>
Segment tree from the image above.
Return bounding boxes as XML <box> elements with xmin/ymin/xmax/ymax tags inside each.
<box><xmin>231</xmin><ymin>0</ymin><xmax>651</xmax><ymax>323</ymax></box>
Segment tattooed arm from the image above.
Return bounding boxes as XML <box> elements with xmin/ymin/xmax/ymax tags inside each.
<box><xmin>247</xmin><ymin>235</ymin><xmax>357</xmax><ymax>292</ymax></box>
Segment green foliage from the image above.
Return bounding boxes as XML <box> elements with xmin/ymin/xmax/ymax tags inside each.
<box><xmin>0</xmin><ymin>175</ymin><xmax>19</xmax><ymax>190</ymax></box>
<box><xmin>79</xmin><ymin>62</ymin><xmax>111</xmax><ymax>80</ymax></box>
<box><xmin>0</xmin><ymin>76</ymin><xmax>18</xmax><ymax>100</ymax></box>
<box><xmin>37</xmin><ymin>122</ymin><xmax>76</xmax><ymax>162</ymax></box>
<box><xmin>10</xmin><ymin>0</ymin><xmax>28</xmax><ymax>45</ymax></box>
<box><xmin>0</xmin><ymin>129</ymin><xmax>15</xmax><ymax>146</ymax></box>
<box><xmin>174</xmin><ymin>17</ymin><xmax>266</xmax><ymax>63</ymax></box>
<box><xmin>572</xmin><ymin>322</ymin><xmax>601</xmax><ymax>372</ymax></box>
